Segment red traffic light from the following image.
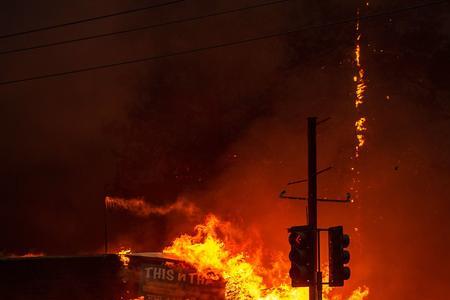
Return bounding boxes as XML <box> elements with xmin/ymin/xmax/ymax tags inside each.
<box><xmin>287</xmin><ymin>226</ymin><xmax>315</xmax><ymax>287</ymax></box>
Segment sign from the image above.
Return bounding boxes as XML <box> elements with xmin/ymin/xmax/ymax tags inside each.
<box><xmin>140</xmin><ymin>264</ymin><xmax>224</xmax><ymax>300</ymax></box>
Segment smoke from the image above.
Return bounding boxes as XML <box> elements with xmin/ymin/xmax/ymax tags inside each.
<box><xmin>105</xmin><ymin>196</ymin><xmax>199</xmax><ymax>217</ymax></box>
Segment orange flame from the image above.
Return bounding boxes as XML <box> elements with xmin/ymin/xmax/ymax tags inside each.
<box><xmin>118</xmin><ymin>248</ymin><xmax>131</xmax><ymax>268</ymax></box>
<box><xmin>349</xmin><ymin>287</ymin><xmax>370</xmax><ymax>299</ymax></box>
<box><xmin>163</xmin><ymin>214</ymin><xmax>369</xmax><ymax>299</ymax></box>
<box><xmin>105</xmin><ymin>196</ymin><xmax>199</xmax><ymax>217</ymax></box>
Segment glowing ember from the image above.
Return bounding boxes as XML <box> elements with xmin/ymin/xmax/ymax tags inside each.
<box><xmin>105</xmin><ymin>196</ymin><xmax>199</xmax><ymax>217</ymax></box>
<box><xmin>163</xmin><ymin>214</ymin><xmax>369</xmax><ymax>299</ymax></box>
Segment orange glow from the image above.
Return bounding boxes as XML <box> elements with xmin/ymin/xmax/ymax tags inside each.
<box><xmin>14</xmin><ymin>252</ymin><xmax>45</xmax><ymax>257</ymax></box>
<box><xmin>105</xmin><ymin>196</ymin><xmax>199</xmax><ymax>217</ymax></box>
<box><xmin>163</xmin><ymin>214</ymin><xmax>369</xmax><ymax>299</ymax></box>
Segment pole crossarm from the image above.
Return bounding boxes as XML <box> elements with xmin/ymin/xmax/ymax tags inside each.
<box><xmin>280</xmin><ymin>191</ymin><xmax>351</xmax><ymax>203</ymax></box>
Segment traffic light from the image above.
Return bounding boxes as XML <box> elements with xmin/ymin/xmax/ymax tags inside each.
<box><xmin>328</xmin><ymin>226</ymin><xmax>350</xmax><ymax>287</ymax></box>
<box><xmin>288</xmin><ymin>226</ymin><xmax>315</xmax><ymax>287</ymax></box>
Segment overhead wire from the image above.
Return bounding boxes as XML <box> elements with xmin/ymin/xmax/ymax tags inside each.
<box><xmin>0</xmin><ymin>0</ymin><xmax>294</xmax><ymax>56</ymax></box>
<box><xmin>0</xmin><ymin>0</ymin><xmax>447</xmax><ymax>86</ymax></box>
<box><xmin>0</xmin><ymin>0</ymin><xmax>185</xmax><ymax>40</ymax></box>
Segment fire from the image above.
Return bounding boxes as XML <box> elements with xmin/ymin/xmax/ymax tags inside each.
<box><xmin>118</xmin><ymin>248</ymin><xmax>131</xmax><ymax>268</ymax></box>
<box><xmin>349</xmin><ymin>287</ymin><xmax>370</xmax><ymax>299</ymax></box>
<box><xmin>163</xmin><ymin>214</ymin><xmax>369</xmax><ymax>299</ymax></box>
<box><xmin>105</xmin><ymin>196</ymin><xmax>199</xmax><ymax>217</ymax></box>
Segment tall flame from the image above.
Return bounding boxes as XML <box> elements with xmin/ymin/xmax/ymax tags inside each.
<box><xmin>163</xmin><ymin>214</ymin><xmax>369</xmax><ymax>299</ymax></box>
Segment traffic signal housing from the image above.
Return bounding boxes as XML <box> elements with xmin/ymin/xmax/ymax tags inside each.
<box><xmin>288</xmin><ymin>226</ymin><xmax>315</xmax><ymax>287</ymax></box>
<box><xmin>328</xmin><ymin>226</ymin><xmax>350</xmax><ymax>287</ymax></box>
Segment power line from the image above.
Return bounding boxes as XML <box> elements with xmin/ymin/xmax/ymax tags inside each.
<box><xmin>0</xmin><ymin>0</ymin><xmax>294</xmax><ymax>56</ymax></box>
<box><xmin>0</xmin><ymin>0</ymin><xmax>185</xmax><ymax>40</ymax></box>
<box><xmin>0</xmin><ymin>0</ymin><xmax>447</xmax><ymax>86</ymax></box>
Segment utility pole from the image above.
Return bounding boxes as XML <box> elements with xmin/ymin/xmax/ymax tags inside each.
<box><xmin>282</xmin><ymin>117</ymin><xmax>351</xmax><ymax>300</ymax></box>
<box><xmin>307</xmin><ymin>117</ymin><xmax>324</xmax><ymax>300</ymax></box>
<box><xmin>307</xmin><ymin>117</ymin><xmax>319</xmax><ymax>300</ymax></box>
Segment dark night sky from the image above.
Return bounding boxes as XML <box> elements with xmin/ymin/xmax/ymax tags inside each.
<box><xmin>0</xmin><ymin>1</ymin><xmax>449</xmax><ymax>299</ymax></box>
